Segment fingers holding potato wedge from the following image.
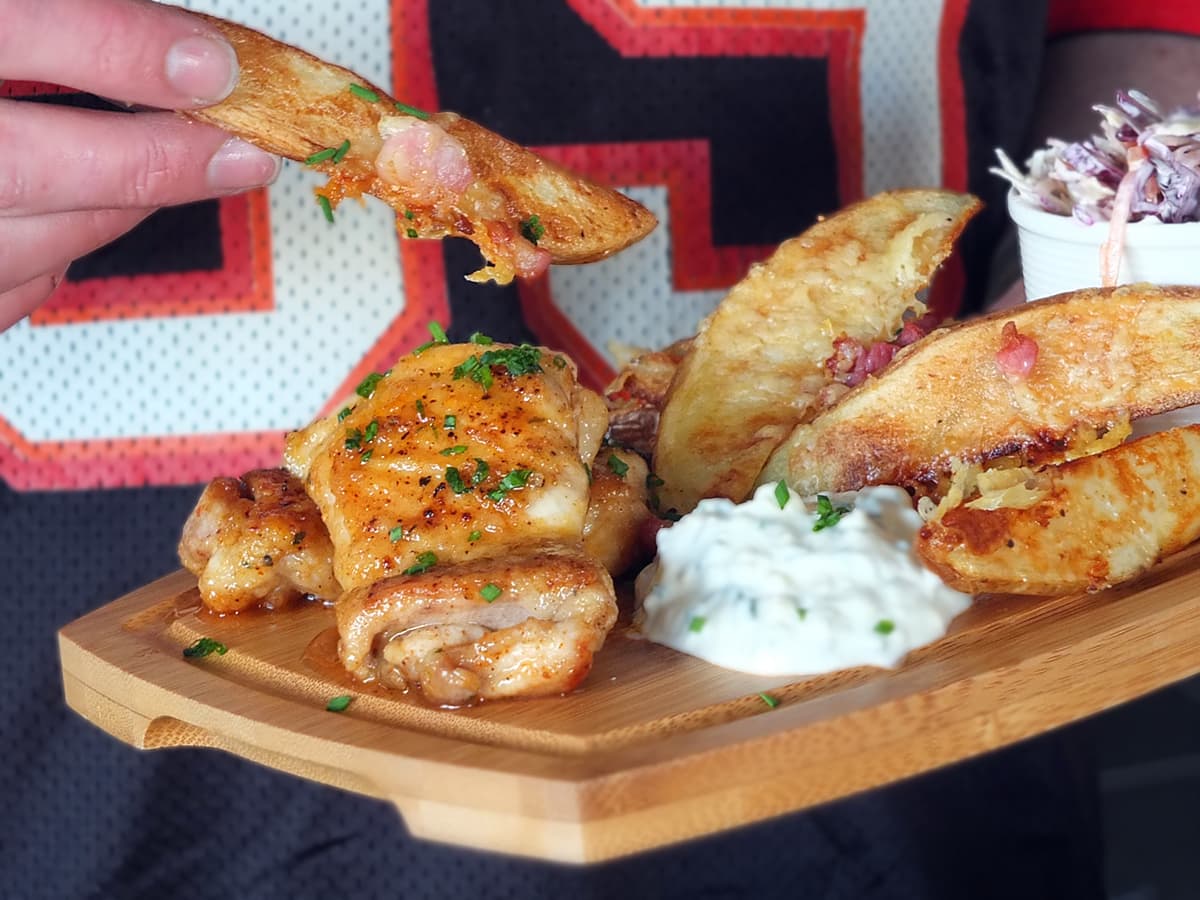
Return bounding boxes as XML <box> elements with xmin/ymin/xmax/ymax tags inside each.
<box><xmin>182</xmin><ymin>10</ymin><xmax>656</xmax><ymax>283</ymax></box>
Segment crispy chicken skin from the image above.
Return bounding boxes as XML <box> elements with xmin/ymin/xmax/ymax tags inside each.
<box><xmin>582</xmin><ymin>448</ymin><xmax>655</xmax><ymax>576</ymax></box>
<box><xmin>917</xmin><ymin>426</ymin><xmax>1200</xmax><ymax>595</ymax></box>
<box><xmin>178</xmin><ymin>468</ymin><xmax>339</xmax><ymax>613</ymax></box>
<box><xmin>337</xmin><ymin>545</ymin><xmax>617</xmax><ymax>705</ymax></box>
<box><xmin>284</xmin><ymin>342</ymin><xmax>605</xmax><ymax>591</ymax></box>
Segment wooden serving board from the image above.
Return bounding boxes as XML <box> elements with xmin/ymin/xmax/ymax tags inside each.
<box><xmin>58</xmin><ymin>552</ymin><xmax>1200</xmax><ymax>863</ymax></box>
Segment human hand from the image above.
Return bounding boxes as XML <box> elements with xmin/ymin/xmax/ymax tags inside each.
<box><xmin>0</xmin><ymin>0</ymin><xmax>281</xmax><ymax>329</ymax></box>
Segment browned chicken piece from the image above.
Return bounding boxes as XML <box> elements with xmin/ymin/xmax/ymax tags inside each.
<box><xmin>582</xmin><ymin>447</ymin><xmax>655</xmax><ymax>576</ymax></box>
<box><xmin>184</xmin><ymin>12</ymin><xmax>656</xmax><ymax>284</ymax></box>
<box><xmin>178</xmin><ymin>468</ymin><xmax>339</xmax><ymax>613</ymax></box>
<box><xmin>603</xmin><ymin>338</ymin><xmax>692</xmax><ymax>457</ymax></box>
<box><xmin>284</xmin><ymin>341</ymin><xmax>607</xmax><ymax>591</ymax></box>
<box><xmin>761</xmin><ymin>284</ymin><xmax>1200</xmax><ymax>497</ymax></box>
<box><xmin>917</xmin><ymin>426</ymin><xmax>1200</xmax><ymax>595</ymax></box>
<box><xmin>337</xmin><ymin>545</ymin><xmax>617</xmax><ymax>705</ymax></box>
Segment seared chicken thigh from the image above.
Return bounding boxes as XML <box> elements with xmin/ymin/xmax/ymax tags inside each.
<box><xmin>284</xmin><ymin>341</ymin><xmax>606</xmax><ymax>590</ymax></box>
<box><xmin>178</xmin><ymin>468</ymin><xmax>339</xmax><ymax>613</ymax></box>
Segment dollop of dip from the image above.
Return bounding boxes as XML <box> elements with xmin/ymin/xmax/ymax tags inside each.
<box><xmin>637</xmin><ymin>483</ymin><xmax>972</xmax><ymax>676</ymax></box>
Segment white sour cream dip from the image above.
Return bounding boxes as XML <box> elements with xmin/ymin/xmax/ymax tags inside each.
<box><xmin>638</xmin><ymin>483</ymin><xmax>972</xmax><ymax>676</ymax></box>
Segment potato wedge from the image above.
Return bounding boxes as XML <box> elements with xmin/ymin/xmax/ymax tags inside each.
<box><xmin>760</xmin><ymin>283</ymin><xmax>1200</xmax><ymax>496</ymax></box>
<box><xmin>184</xmin><ymin>12</ymin><xmax>656</xmax><ymax>282</ymax></box>
<box><xmin>916</xmin><ymin>425</ymin><xmax>1200</xmax><ymax>595</ymax></box>
<box><xmin>652</xmin><ymin>189</ymin><xmax>981</xmax><ymax>514</ymax></box>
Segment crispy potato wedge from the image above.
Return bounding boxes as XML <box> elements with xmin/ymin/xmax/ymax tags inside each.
<box><xmin>917</xmin><ymin>425</ymin><xmax>1200</xmax><ymax>595</ymax></box>
<box><xmin>652</xmin><ymin>189</ymin><xmax>981</xmax><ymax>514</ymax></box>
<box><xmin>761</xmin><ymin>283</ymin><xmax>1200</xmax><ymax>496</ymax></box>
<box><xmin>184</xmin><ymin>12</ymin><xmax>656</xmax><ymax>282</ymax></box>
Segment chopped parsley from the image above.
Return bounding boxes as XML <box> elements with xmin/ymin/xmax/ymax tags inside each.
<box><xmin>316</xmin><ymin>194</ymin><xmax>334</xmax><ymax>223</ymax></box>
<box><xmin>355</xmin><ymin>371</ymin><xmax>387</xmax><ymax>399</ymax></box>
<box><xmin>874</xmin><ymin>619</ymin><xmax>896</xmax><ymax>636</ymax></box>
<box><xmin>388</xmin><ymin>524</ymin><xmax>405</xmax><ymax>542</ymax></box>
<box><xmin>488</xmin><ymin>468</ymin><xmax>532</xmax><ymax>502</ymax></box>
<box><xmin>445</xmin><ymin>466</ymin><xmax>469</xmax><ymax>494</ymax></box>
<box><xmin>440</xmin><ymin>445</ymin><xmax>468</xmax><ymax>456</ymax></box>
<box><xmin>395</xmin><ymin>100</ymin><xmax>431</xmax><ymax>120</ymax></box>
<box><xmin>688</xmin><ymin>615</ymin><xmax>706</xmax><ymax>633</ymax></box>
<box><xmin>348</xmin><ymin>83</ymin><xmax>380</xmax><ymax>103</ymax></box>
<box><xmin>774</xmin><ymin>480</ymin><xmax>790</xmax><ymax>509</ymax></box>
<box><xmin>453</xmin><ymin>345</ymin><xmax>543</xmax><ymax>391</ymax></box>
<box><xmin>326</xmin><ymin>695</ymin><xmax>353</xmax><ymax>712</ymax></box>
<box><xmin>606</xmin><ymin>453</ymin><xmax>629</xmax><ymax>478</ymax></box>
<box><xmin>404</xmin><ymin>551</ymin><xmax>438</xmax><ymax>575</ymax></box>
<box><xmin>519</xmin><ymin>214</ymin><xmax>545</xmax><ymax>245</ymax></box>
<box><xmin>183</xmin><ymin>637</ymin><xmax>227</xmax><ymax>659</ymax></box>
<box><xmin>758</xmin><ymin>692</ymin><xmax>781</xmax><ymax>709</ymax></box>
<box><xmin>480</xmin><ymin>583</ymin><xmax>502</xmax><ymax>603</ymax></box>
<box><xmin>812</xmin><ymin>494</ymin><xmax>851</xmax><ymax>532</ymax></box>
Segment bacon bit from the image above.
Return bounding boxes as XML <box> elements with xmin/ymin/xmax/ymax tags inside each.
<box><xmin>996</xmin><ymin>321</ymin><xmax>1038</xmax><ymax>380</ymax></box>
<box><xmin>824</xmin><ymin>313</ymin><xmax>940</xmax><ymax>388</ymax></box>
<box><xmin>485</xmin><ymin>222</ymin><xmax>551</xmax><ymax>279</ymax></box>
<box><xmin>375</xmin><ymin>118</ymin><xmax>474</xmax><ymax>203</ymax></box>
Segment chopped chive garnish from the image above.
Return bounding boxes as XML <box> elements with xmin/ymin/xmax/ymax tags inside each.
<box><xmin>349</xmin><ymin>83</ymin><xmax>380</xmax><ymax>102</ymax></box>
<box><xmin>552</xmin><ymin>354</ymin><xmax>567</xmax><ymax>369</ymax></box>
<box><xmin>415</xmin><ymin>399</ymin><xmax>426</xmax><ymax>418</ymax></box>
<box><xmin>395</xmin><ymin>100</ymin><xmax>431</xmax><ymax>120</ymax></box>
<box><xmin>797</xmin><ymin>607</ymin><xmax>808</xmax><ymax>620</ymax></box>
<box><xmin>326</xmin><ymin>695</ymin><xmax>352</xmax><ymax>712</ymax></box>
<box><xmin>337</xmin><ymin>406</ymin><xmax>354</xmax><ymax>422</ymax></box>
<box><xmin>404</xmin><ymin>208</ymin><xmax>415</xmax><ymax>220</ymax></box>
<box><xmin>183</xmin><ymin>637</ymin><xmax>227</xmax><ymax>659</ymax></box>
<box><xmin>488</xmin><ymin>468</ymin><xmax>532</xmax><ymax>502</ymax></box>
<box><xmin>758</xmin><ymin>692</ymin><xmax>780</xmax><ymax>709</ymax></box>
<box><xmin>359</xmin><ymin>449</ymin><xmax>373</xmax><ymax>464</ymax></box>
<box><xmin>344</xmin><ymin>428</ymin><xmax>363</xmax><ymax>450</ymax></box>
<box><xmin>606</xmin><ymin>453</ymin><xmax>629</xmax><ymax>478</ymax></box>
<box><xmin>403</xmin><ymin>551</ymin><xmax>437</xmax><ymax>575</ymax></box>
<box><xmin>646</xmin><ymin>473</ymin><xmax>665</xmax><ymax>489</ymax></box>
<box><xmin>469</xmin><ymin>332</ymin><xmax>494</xmax><ymax>345</ymax></box>
<box><xmin>304</xmin><ymin>146</ymin><xmax>338</xmax><ymax>165</ymax></box>
<box><xmin>355</xmin><ymin>371</ymin><xmax>387</xmax><ymax>398</ymax></box>
<box><xmin>389</xmin><ymin>525</ymin><xmax>405</xmax><ymax>542</ymax></box>
<box><xmin>413</xmin><ymin>321</ymin><xmax>450</xmax><ymax>355</ymax></box>
<box><xmin>813</xmin><ymin>494</ymin><xmax>851</xmax><ymax>532</ymax></box>
<box><xmin>406</xmin><ymin>227</ymin><xmax>419</xmax><ymax>239</ymax></box>
<box><xmin>471</xmin><ymin>459</ymin><xmax>489</xmax><ymax>484</ymax></box>
<box><xmin>445</xmin><ymin>467</ymin><xmax>469</xmax><ymax>494</ymax></box>
<box><xmin>331</xmin><ymin>139</ymin><xmax>351</xmax><ymax>163</ymax></box>
<box><xmin>467</xmin><ymin>530</ymin><xmax>482</xmax><ymax>543</ymax></box>
<box><xmin>689</xmin><ymin>615</ymin><xmax>706</xmax><ymax>633</ymax></box>
<box><xmin>774</xmin><ymin>480</ymin><xmax>790</xmax><ymax>509</ymax></box>
<box><xmin>440</xmin><ymin>445</ymin><xmax>468</xmax><ymax>456</ymax></box>
<box><xmin>317</xmin><ymin>194</ymin><xmax>334</xmax><ymax>223</ymax></box>
<box><xmin>480</xmin><ymin>583</ymin><xmax>502</xmax><ymax>603</ymax></box>
<box><xmin>519</xmin><ymin>214</ymin><xmax>545</xmax><ymax>245</ymax></box>
<box><xmin>363</xmin><ymin>420</ymin><xmax>379</xmax><ymax>443</ymax></box>
<box><xmin>875</xmin><ymin>619</ymin><xmax>896</xmax><ymax>636</ymax></box>
<box><xmin>443</xmin><ymin>415</ymin><xmax>456</xmax><ymax>430</ymax></box>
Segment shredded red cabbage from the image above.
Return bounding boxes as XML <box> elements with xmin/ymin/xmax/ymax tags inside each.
<box><xmin>992</xmin><ymin>89</ymin><xmax>1200</xmax><ymax>225</ymax></box>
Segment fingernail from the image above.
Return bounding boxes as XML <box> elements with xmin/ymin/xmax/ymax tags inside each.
<box><xmin>207</xmin><ymin>138</ymin><xmax>281</xmax><ymax>192</ymax></box>
<box><xmin>165</xmin><ymin>34</ymin><xmax>239</xmax><ymax>104</ymax></box>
